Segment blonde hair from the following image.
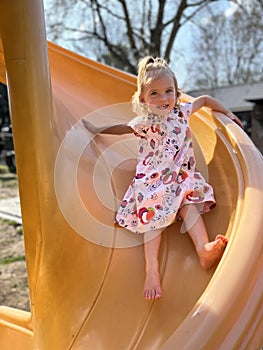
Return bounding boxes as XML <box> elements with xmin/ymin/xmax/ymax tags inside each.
<box><xmin>132</xmin><ymin>56</ymin><xmax>181</xmax><ymax>114</ymax></box>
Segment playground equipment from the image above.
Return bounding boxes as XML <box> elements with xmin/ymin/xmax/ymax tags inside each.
<box><xmin>0</xmin><ymin>0</ymin><xmax>263</xmax><ymax>349</ymax></box>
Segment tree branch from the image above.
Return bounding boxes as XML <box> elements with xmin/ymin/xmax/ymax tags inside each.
<box><xmin>149</xmin><ymin>0</ymin><xmax>166</xmax><ymax>56</ymax></box>
<box><xmin>117</xmin><ymin>0</ymin><xmax>139</xmax><ymax>58</ymax></box>
<box><xmin>163</xmin><ymin>0</ymin><xmax>187</xmax><ymax>61</ymax></box>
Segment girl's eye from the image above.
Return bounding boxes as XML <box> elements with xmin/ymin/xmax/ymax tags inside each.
<box><xmin>150</xmin><ymin>91</ymin><xmax>157</xmax><ymax>96</ymax></box>
<box><xmin>166</xmin><ymin>89</ymin><xmax>174</xmax><ymax>93</ymax></box>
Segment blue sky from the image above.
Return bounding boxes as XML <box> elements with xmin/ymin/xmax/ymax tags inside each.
<box><xmin>170</xmin><ymin>1</ymin><xmax>234</xmax><ymax>89</ymax></box>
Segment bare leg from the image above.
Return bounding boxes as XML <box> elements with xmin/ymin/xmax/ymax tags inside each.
<box><xmin>178</xmin><ymin>204</ymin><xmax>228</xmax><ymax>269</ymax></box>
<box><xmin>143</xmin><ymin>229</ymin><xmax>163</xmax><ymax>300</ymax></box>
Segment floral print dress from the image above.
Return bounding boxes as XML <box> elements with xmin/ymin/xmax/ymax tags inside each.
<box><xmin>115</xmin><ymin>102</ymin><xmax>215</xmax><ymax>234</ymax></box>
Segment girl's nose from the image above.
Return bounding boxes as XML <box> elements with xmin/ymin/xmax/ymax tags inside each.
<box><xmin>159</xmin><ymin>93</ymin><xmax>167</xmax><ymax>102</ymax></box>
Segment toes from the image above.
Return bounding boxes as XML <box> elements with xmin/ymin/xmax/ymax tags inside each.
<box><xmin>144</xmin><ymin>290</ymin><xmax>153</xmax><ymax>300</ymax></box>
<box><xmin>144</xmin><ymin>288</ymin><xmax>162</xmax><ymax>300</ymax></box>
<box><xmin>199</xmin><ymin>236</ymin><xmax>228</xmax><ymax>269</ymax></box>
<box><xmin>155</xmin><ymin>292</ymin><xmax>162</xmax><ymax>300</ymax></box>
<box><xmin>144</xmin><ymin>289</ymin><xmax>153</xmax><ymax>300</ymax></box>
<box><xmin>215</xmin><ymin>234</ymin><xmax>228</xmax><ymax>246</ymax></box>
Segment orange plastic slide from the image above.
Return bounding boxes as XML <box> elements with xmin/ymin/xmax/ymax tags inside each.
<box><xmin>0</xmin><ymin>1</ymin><xmax>263</xmax><ymax>349</ymax></box>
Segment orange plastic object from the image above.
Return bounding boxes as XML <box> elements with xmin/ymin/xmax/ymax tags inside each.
<box><xmin>0</xmin><ymin>1</ymin><xmax>263</xmax><ymax>349</ymax></box>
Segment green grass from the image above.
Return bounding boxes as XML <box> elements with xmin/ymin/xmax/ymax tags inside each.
<box><xmin>0</xmin><ymin>174</ymin><xmax>17</xmax><ymax>188</ymax></box>
<box><xmin>0</xmin><ymin>218</ymin><xmax>21</xmax><ymax>227</ymax></box>
<box><xmin>0</xmin><ymin>219</ymin><xmax>23</xmax><ymax>238</ymax></box>
<box><xmin>0</xmin><ymin>255</ymin><xmax>25</xmax><ymax>265</ymax></box>
<box><xmin>0</xmin><ymin>164</ymin><xmax>8</xmax><ymax>174</ymax></box>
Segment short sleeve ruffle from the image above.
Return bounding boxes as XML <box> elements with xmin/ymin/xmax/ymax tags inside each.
<box><xmin>128</xmin><ymin>115</ymin><xmax>149</xmax><ymax>138</ymax></box>
<box><xmin>179</xmin><ymin>102</ymin><xmax>192</xmax><ymax>120</ymax></box>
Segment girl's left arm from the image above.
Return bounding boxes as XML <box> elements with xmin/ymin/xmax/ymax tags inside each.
<box><xmin>191</xmin><ymin>95</ymin><xmax>243</xmax><ymax>128</ymax></box>
<box><xmin>82</xmin><ymin>119</ymin><xmax>133</xmax><ymax>134</ymax></box>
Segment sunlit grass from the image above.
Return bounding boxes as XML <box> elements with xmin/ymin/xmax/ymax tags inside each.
<box><xmin>0</xmin><ymin>255</ymin><xmax>25</xmax><ymax>265</ymax></box>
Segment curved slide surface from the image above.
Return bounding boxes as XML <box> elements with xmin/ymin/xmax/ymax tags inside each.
<box><xmin>0</xmin><ymin>1</ymin><xmax>263</xmax><ymax>349</ymax></box>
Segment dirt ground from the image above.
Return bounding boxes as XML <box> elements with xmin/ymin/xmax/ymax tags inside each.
<box><xmin>0</xmin><ymin>168</ymin><xmax>30</xmax><ymax>311</ymax></box>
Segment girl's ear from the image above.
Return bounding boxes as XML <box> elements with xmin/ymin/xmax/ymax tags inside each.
<box><xmin>139</xmin><ymin>96</ymin><xmax>145</xmax><ymax>103</ymax></box>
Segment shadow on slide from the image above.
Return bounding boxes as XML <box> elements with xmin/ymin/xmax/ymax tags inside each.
<box><xmin>0</xmin><ymin>1</ymin><xmax>263</xmax><ymax>349</ymax></box>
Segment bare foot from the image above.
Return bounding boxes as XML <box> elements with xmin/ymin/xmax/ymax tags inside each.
<box><xmin>198</xmin><ymin>235</ymin><xmax>228</xmax><ymax>269</ymax></box>
<box><xmin>144</xmin><ymin>270</ymin><xmax>162</xmax><ymax>300</ymax></box>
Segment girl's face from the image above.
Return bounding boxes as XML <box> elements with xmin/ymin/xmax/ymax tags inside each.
<box><xmin>140</xmin><ymin>72</ymin><xmax>177</xmax><ymax>116</ymax></box>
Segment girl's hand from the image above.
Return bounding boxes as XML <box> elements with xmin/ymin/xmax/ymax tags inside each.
<box><xmin>82</xmin><ymin>119</ymin><xmax>98</xmax><ymax>133</ymax></box>
<box><xmin>226</xmin><ymin>112</ymin><xmax>243</xmax><ymax>129</ymax></box>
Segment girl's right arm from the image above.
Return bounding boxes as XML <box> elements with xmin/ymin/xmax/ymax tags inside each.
<box><xmin>82</xmin><ymin>119</ymin><xmax>133</xmax><ymax>135</ymax></box>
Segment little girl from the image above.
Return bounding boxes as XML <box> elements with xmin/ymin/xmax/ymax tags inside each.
<box><xmin>83</xmin><ymin>56</ymin><xmax>242</xmax><ymax>300</ymax></box>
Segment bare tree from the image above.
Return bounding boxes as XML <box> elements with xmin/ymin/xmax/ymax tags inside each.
<box><xmin>44</xmin><ymin>0</ymin><xmax>219</xmax><ymax>73</ymax></box>
<box><xmin>188</xmin><ymin>0</ymin><xmax>263</xmax><ymax>89</ymax></box>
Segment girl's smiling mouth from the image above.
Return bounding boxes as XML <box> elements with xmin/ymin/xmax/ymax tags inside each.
<box><xmin>157</xmin><ymin>104</ymin><xmax>170</xmax><ymax>110</ymax></box>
